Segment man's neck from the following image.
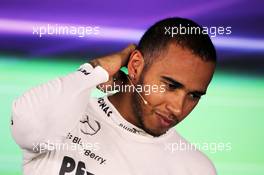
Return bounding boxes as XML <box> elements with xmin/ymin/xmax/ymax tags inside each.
<box><xmin>108</xmin><ymin>91</ymin><xmax>140</xmax><ymax>128</ymax></box>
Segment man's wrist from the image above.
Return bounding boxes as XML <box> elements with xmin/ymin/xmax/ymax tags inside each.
<box><xmin>89</xmin><ymin>59</ymin><xmax>112</xmax><ymax>76</ymax></box>
<box><xmin>88</xmin><ymin>59</ymin><xmax>101</xmax><ymax>68</ymax></box>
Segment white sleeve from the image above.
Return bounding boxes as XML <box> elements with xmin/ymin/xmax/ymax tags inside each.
<box><xmin>10</xmin><ymin>63</ymin><xmax>109</xmax><ymax>152</ymax></box>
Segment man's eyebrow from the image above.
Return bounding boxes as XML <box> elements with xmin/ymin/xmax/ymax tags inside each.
<box><xmin>161</xmin><ymin>76</ymin><xmax>206</xmax><ymax>95</ymax></box>
<box><xmin>161</xmin><ymin>76</ymin><xmax>184</xmax><ymax>88</ymax></box>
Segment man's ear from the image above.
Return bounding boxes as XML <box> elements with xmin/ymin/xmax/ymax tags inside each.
<box><xmin>127</xmin><ymin>50</ymin><xmax>145</xmax><ymax>82</ymax></box>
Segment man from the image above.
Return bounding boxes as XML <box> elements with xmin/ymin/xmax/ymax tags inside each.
<box><xmin>11</xmin><ymin>17</ymin><xmax>217</xmax><ymax>175</ymax></box>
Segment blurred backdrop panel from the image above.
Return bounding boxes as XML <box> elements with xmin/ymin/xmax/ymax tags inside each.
<box><xmin>0</xmin><ymin>0</ymin><xmax>264</xmax><ymax>175</ymax></box>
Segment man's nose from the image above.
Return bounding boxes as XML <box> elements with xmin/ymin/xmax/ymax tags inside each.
<box><xmin>165</xmin><ymin>92</ymin><xmax>185</xmax><ymax>119</ymax></box>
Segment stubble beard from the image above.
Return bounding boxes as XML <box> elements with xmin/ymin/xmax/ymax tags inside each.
<box><xmin>130</xmin><ymin>74</ymin><xmax>163</xmax><ymax>137</ymax></box>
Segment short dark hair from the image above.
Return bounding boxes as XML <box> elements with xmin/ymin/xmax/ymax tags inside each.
<box><xmin>137</xmin><ymin>17</ymin><xmax>217</xmax><ymax>67</ymax></box>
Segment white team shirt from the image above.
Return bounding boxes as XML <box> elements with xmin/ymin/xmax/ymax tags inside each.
<box><xmin>11</xmin><ymin>63</ymin><xmax>217</xmax><ymax>175</ymax></box>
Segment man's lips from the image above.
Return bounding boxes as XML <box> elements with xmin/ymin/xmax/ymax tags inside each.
<box><xmin>155</xmin><ymin>111</ymin><xmax>175</xmax><ymax>127</ymax></box>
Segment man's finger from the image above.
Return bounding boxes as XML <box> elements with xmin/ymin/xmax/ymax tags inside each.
<box><xmin>120</xmin><ymin>44</ymin><xmax>137</xmax><ymax>57</ymax></box>
<box><xmin>118</xmin><ymin>44</ymin><xmax>137</xmax><ymax>66</ymax></box>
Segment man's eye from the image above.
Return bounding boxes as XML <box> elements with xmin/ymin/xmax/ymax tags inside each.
<box><xmin>189</xmin><ymin>93</ymin><xmax>201</xmax><ymax>100</ymax></box>
<box><xmin>167</xmin><ymin>83</ymin><xmax>178</xmax><ymax>90</ymax></box>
